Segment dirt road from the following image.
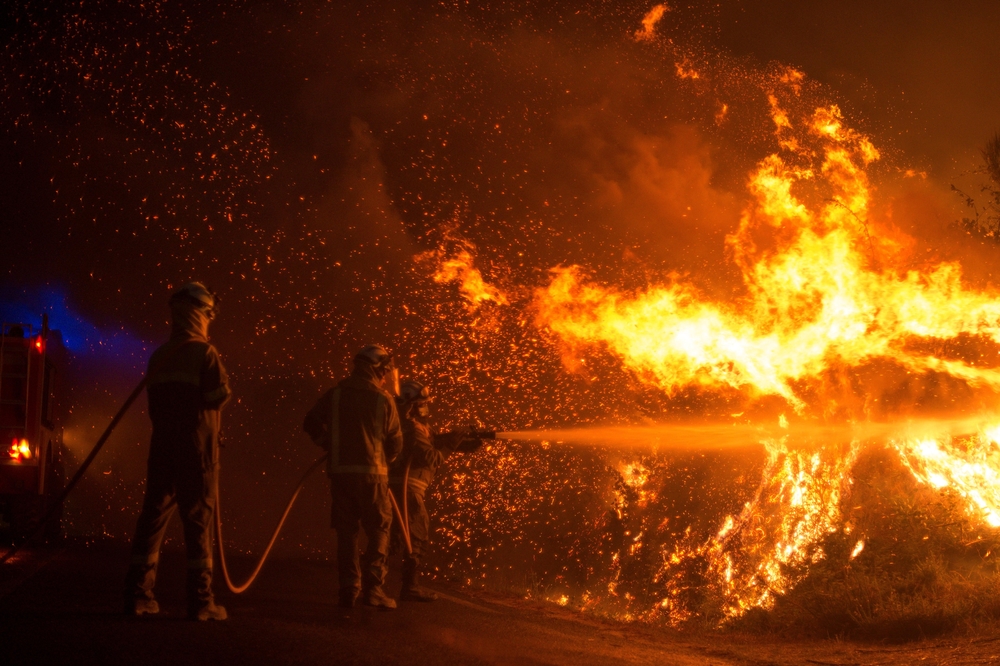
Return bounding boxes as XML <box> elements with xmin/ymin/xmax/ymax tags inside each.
<box><xmin>1</xmin><ymin>541</ymin><xmax>999</xmax><ymax>665</ymax></box>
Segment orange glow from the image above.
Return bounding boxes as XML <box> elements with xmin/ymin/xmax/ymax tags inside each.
<box><xmin>714</xmin><ymin>102</ymin><xmax>728</xmax><ymax>125</ymax></box>
<box><xmin>778</xmin><ymin>67</ymin><xmax>805</xmax><ymax>94</ymax></box>
<box><xmin>34</xmin><ymin>336</ymin><xmax>43</xmax><ymax>352</ymax></box>
<box><xmin>674</xmin><ymin>59</ymin><xmax>700</xmax><ymax>80</ymax></box>
<box><xmin>533</xmin><ymin>101</ymin><xmax>1000</xmax><ymax>411</ymax></box>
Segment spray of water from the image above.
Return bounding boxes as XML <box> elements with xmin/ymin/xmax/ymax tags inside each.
<box><xmin>497</xmin><ymin>415</ymin><xmax>998</xmax><ymax>451</ymax></box>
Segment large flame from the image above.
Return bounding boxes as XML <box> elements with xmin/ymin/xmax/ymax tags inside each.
<box><xmin>520</xmin><ymin>93</ymin><xmax>1000</xmax><ymax>620</ymax></box>
<box><xmin>532</xmin><ymin>100</ymin><xmax>1000</xmax><ymax>411</ymax></box>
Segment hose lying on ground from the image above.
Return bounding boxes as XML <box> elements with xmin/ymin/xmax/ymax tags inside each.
<box><xmin>214</xmin><ymin>454</ymin><xmax>328</xmax><ymax>594</ymax></box>
<box><xmin>216</xmin><ymin>454</ymin><xmax>415</xmax><ymax>592</ymax></box>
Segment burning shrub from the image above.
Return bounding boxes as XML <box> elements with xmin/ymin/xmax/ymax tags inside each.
<box><xmin>732</xmin><ymin>446</ymin><xmax>1000</xmax><ymax>641</ymax></box>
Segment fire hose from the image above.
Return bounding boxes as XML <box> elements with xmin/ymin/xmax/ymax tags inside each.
<box><xmin>214</xmin><ymin>453</ymin><xmax>414</xmax><ymax>594</ymax></box>
<box><xmin>213</xmin><ymin>453</ymin><xmax>327</xmax><ymax>594</ymax></box>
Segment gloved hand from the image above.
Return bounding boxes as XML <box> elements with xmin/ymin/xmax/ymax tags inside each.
<box><xmin>455</xmin><ymin>438</ymin><xmax>485</xmax><ymax>453</ymax></box>
<box><xmin>435</xmin><ymin>426</ymin><xmax>471</xmax><ymax>452</ymax></box>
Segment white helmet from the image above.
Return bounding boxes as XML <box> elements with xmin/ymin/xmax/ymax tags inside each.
<box><xmin>397</xmin><ymin>379</ymin><xmax>430</xmax><ymax>418</ymax></box>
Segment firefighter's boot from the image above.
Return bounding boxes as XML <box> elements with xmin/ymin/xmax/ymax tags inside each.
<box><xmin>124</xmin><ymin>560</ymin><xmax>160</xmax><ymax>616</ymax></box>
<box><xmin>124</xmin><ymin>597</ymin><xmax>160</xmax><ymax>617</ymax></box>
<box><xmin>400</xmin><ymin>558</ymin><xmax>437</xmax><ymax>602</ymax></box>
<box><xmin>362</xmin><ymin>586</ymin><xmax>397</xmax><ymax>610</ymax></box>
<box><xmin>189</xmin><ymin>600</ymin><xmax>228</xmax><ymax>621</ymax></box>
<box><xmin>186</xmin><ymin>567</ymin><xmax>227</xmax><ymax>620</ymax></box>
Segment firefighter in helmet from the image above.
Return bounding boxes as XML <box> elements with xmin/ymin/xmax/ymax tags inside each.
<box><xmin>124</xmin><ymin>282</ymin><xmax>231</xmax><ymax>620</ymax></box>
<box><xmin>304</xmin><ymin>345</ymin><xmax>403</xmax><ymax>609</ymax></box>
<box><xmin>390</xmin><ymin>379</ymin><xmax>482</xmax><ymax>602</ymax></box>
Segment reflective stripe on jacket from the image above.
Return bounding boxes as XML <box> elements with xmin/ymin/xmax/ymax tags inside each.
<box><xmin>305</xmin><ymin>375</ymin><xmax>403</xmax><ymax>478</ymax></box>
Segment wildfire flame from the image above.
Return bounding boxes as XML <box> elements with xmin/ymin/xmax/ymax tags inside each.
<box><xmin>423</xmin><ymin>29</ymin><xmax>1000</xmax><ymax>626</ymax></box>
<box><xmin>894</xmin><ymin>426</ymin><xmax>1000</xmax><ymax>528</ymax></box>
<box><xmin>532</xmin><ymin>99</ymin><xmax>1000</xmax><ymax>411</ymax></box>
<box><xmin>419</xmin><ymin>246</ymin><xmax>507</xmax><ymax>309</ymax></box>
<box><xmin>654</xmin><ymin>438</ymin><xmax>859</xmax><ymax>622</ymax></box>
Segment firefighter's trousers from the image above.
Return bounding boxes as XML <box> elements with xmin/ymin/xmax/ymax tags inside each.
<box><xmin>331</xmin><ymin>475</ymin><xmax>392</xmax><ymax>594</ymax></box>
<box><xmin>390</xmin><ymin>483</ymin><xmax>430</xmax><ymax>588</ymax></box>
<box><xmin>125</xmin><ymin>449</ymin><xmax>217</xmax><ymax>608</ymax></box>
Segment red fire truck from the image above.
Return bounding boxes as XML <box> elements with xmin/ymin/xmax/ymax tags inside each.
<box><xmin>0</xmin><ymin>314</ymin><xmax>64</xmax><ymax>539</ymax></box>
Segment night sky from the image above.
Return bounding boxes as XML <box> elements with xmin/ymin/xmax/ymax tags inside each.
<box><xmin>2</xmin><ymin>0</ymin><xmax>998</xmax><ymax>562</ymax></box>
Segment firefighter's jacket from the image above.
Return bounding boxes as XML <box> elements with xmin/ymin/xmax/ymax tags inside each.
<box><xmin>304</xmin><ymin>374</ymin><xmax>403</xmax><ymax>481</ymax></box>
<box><xmin>146</xmin><ymin>327</ymin><xmax>230</xmax><ymax>471</ymax></box>
<box><xmin>388</xmin><ymin>421</ymin><xmax>464</xmax><ymax>495</ymax></box>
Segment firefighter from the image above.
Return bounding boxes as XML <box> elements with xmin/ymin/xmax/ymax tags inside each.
<box><xmin>123</xmin><ymin>282</ymin><xmax>231</xmax><ymax>621</ymax></box>
<box><xmin>390</xmin><ymin>379</ymin><xmax>482</xmax><ymax>602</ymax></box>
<box><xmin>304</xmin><ymin>345</ymin><xmax>403</xmax><ymax>610</ymax></box>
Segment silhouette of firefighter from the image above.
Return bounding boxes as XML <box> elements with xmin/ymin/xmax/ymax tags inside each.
<box><xmin>124</xmin><ymin>282</ymin><xmax>231</xmax><ymax>621</ymax></box>
<box><xmin>390</xmin><ymin>379</ymin><xmax>484</xmax><ymax>602</ymax></box>
<box><xmin>304</xmin><ymin>345</ymin><xmax>403</xmax><ymax>609</ymax></box>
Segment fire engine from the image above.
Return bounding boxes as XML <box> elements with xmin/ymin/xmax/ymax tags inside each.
<box><xmin>0</xmin><ymin>314</ymin><xmax>64</xmax><ymax>540</ymax></box>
